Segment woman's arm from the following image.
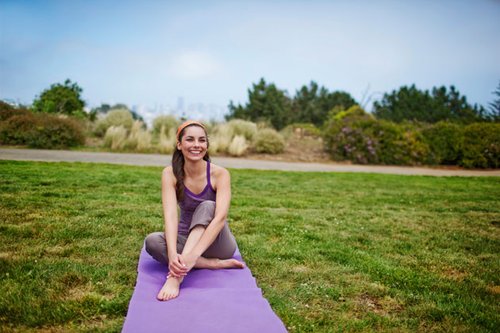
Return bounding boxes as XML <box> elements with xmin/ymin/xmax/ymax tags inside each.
<box><xmin>184</xmin><ymin>166</ymin><xmax>231</xmax><ymax>263</ymax></box>
<box><xmin>161</xmin><ymin>167</ymin><xmax>186</xmax><ymax>276</ymax></box>
<box><xmin>162</xmin><ymin>167</ymin><xmax>178</xmax><ymax>257</ymax></box>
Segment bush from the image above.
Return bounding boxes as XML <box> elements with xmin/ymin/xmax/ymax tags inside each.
<box><xmin>0</xmin><ymin>101</ymin><xmax>32</xmax><ymax>121</ymax></box>
<box><xmin>158</xmin><ymin>126</ymin><xmax>176</xmax><ymax>154</ymax></box>
<box><xmin>228</xmin><ymin>135</ymin><xmax>249</xmax><ymax>156</ymax></box>
<box><xmin>323</xmin><ymin>112</ymin><xmax>429</xmax><ymax>165</ymax></box>
<box><xmin>209</xmin><ymin>123</ymin><xmax>234</xmax><ymax>154</ymax></box>
<box><xmin>104</xmin><ymin>126</ymin><xmax>127</xmax><ymax>150</ymax></box>
<box><xmin>323</xmin><ymin>114</ymin><xmax>378</xmax><ymax>164</ymax></box>
<box><xmin>282</xmin><ymin>123</ymin><xmax>321</xmax><ymax>140</ymax></box>
<box><xmin>460</xmin><ymin>123</ymin><xmax>500</xmax><ymax>168</ymax></box>
<box><xmin>421</xmin><ymin>122</ymin><xmax>464</xmax><ymax>165</ymax></box>
<box><xmin>136</xmin><ymin>130</ymin><xmax>152</xmax><ymax>152</ymax></box>
<box><xmin>375</xmin><ymin>120</ymin><xmax>429</xmax><ymax>165</ymax></box>
<box><xmin>0</xmin><ymin>113</ymin><xmax>85</xmax><ymax>148</ymax></box>
<box><xmin>94</xmin><ymin>109</ymin><xmax>134</xmax><ymax>137</ymax></box>
<box><xmin>330</xmin><ymin>105</ymin><xmax>367</xmax><ymax>121</ymax></box>
<box><xmin>227</xmin><ymin>119</ymin><xmax>257</xmax><ymax>141</ymax></box>
<box><xmin>152</xmin><ymin>115</ymin><xmax>179</xmax><ymax>136</ymax></box>
<box><xmin>254</xmin><ymin>128</ymin><xmax>285</xmax><ymax>154</ymax></box>
<box><xmin>125</xmin><ymin>121</ymin><xmax>151</xmax><ymax>151</ymax></box>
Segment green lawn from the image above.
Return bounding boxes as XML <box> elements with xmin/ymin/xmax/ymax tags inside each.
<box><xmin>0</xmin><ymin>160</ymin><xmax>499</xmax><ymax>332</ymax></box>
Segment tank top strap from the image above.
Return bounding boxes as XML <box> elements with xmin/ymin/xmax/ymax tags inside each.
<box><xmin>206</xmin><ymin>161</ymin><xmax>212</xmax><ymax>189</ymax></box>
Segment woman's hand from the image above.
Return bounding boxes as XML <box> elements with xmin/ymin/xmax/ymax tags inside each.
<box><xmin>178</xmin><ymin>253</ymin><xmax>199</xmax><ymax>272</ymax></box>
<box><xmin>168</xmin><ymin>253</ymin><xmax>188</xmax><ymax>278</ymax></box>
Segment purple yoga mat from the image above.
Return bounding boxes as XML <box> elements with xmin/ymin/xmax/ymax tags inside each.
<box><xmin>122</xmin><ymin>246</ymin><xmax>288</xmax><ymax>333</ymax></box>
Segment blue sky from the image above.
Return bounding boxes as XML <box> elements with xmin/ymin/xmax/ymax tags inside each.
<box><xmin>1</xmin><ymin>0</ymin><xmax>499</xmax><ymax>121</ymax></box>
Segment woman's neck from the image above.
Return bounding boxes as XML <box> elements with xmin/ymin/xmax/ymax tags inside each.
<box><xmin>184</xmin><ymin>159</ymin><xmax>206</xmax><ymax>178</ymax></box>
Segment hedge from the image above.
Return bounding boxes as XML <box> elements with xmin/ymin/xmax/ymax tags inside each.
<box><xmin>0</xmin><ymin>113</ymin><xmax>85</xmax><ymax>148</ymax></box>
<box><xmin>323</xmin><ymin>112</ymin><xmax>499</xmax><ymax>168</ymax></box>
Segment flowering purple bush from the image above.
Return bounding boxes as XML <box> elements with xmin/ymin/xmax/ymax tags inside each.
<box><xmin>323</xmin><ymin>107</ymin><xmax>429</xmax><ymax>165</ymax></box>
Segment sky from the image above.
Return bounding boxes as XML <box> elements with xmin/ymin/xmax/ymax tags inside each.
<box><xmin>1</xmin><ymin>0</ymin><xmax>499</xmax><ymax>123</ymax></box>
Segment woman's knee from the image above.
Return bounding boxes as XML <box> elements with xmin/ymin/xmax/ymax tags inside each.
<box><xmin>191</xmin><ymin>201</ymin><xmax>216</xmax><ymax>226</ymax></box>
<box><xmin>145</xmin><ymin>232</ymin><xmax>164</xmax><ymax>256</ymax></box>
<box><xmin>194</xmin><ymin>200</ymin><xmax>216</xmax><ymax>215</ymax></box>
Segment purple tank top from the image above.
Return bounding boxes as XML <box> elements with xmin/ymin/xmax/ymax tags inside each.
<box><xmin>178</xmin><ymin>161</ymin><xmax>216</xmax><ymax>236</ymax></box>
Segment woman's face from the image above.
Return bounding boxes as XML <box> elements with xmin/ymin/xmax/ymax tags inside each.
<box><xmin>177</xmin><ymin>125</ymin><xmax>208</xmax><ymax>161</ymax></box>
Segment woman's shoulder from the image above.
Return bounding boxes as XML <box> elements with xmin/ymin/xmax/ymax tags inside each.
<box><xmin>162</xmin><ymin>166</ymin><xmax>176</xmax><ymax>184</ymax></box>
<box><xmin>209</xmin><ymin>162</ymin><xmax>230</xmax><ymax>189</ymax></box>
<box><xmin>163</xmin><ymin>165</ymin><xmax>173</xmax><ymax>174</ymax></box>
<box><xmin>210</xmin><ymin>162</ymin><xmax>229</xmax><ymax>177</ymax></box>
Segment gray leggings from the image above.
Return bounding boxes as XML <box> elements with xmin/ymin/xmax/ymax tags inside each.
<box><xmin>144</xmin><ymin>200</ymin><xmax>237</xmax><ymax>265</ymax></box>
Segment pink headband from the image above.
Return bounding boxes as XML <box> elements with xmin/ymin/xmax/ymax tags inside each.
<box><xmin>176</xmin><ymin>121</ymin><xmax>206</xmax><ymax>141</ymax></box>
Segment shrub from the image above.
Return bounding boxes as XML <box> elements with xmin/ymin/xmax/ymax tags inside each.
<box><xmin>0</xmin><ymin>113</ymin><xmax>85</xmax><ymax>148</ymax></box>
<box><xmin>375</xmin><ymin>120</ymin><xmax>429</xmax><ymax>165</ymax></box>
<box><xmin>94</xmin><ymin>108</ymin><xmax>134</xmax><ymax>137</ymax></box>
<box><xmin>282</xmin><ymin>123</ymin><xmax>321</xmax><ymax>139</ymax></box>
<box><xmin>228</xmin><ymin>135</ymin><xmax>248</xmax><ymax>156</ymax></box>
<box><xmin>0</xmin><ymin>114</ymin><xmax>38</xmax><ymax>145</ymax></box>
<box><xmin>330</xmin><ymin>105</ymin><xmax>367</xmax><ymax>121</ymax></box>
<box><xmin>104</xmin><ymin>126</ymin><xmax>127</xmax><ymax>150</ymax></box>
<box><xmin>124</xmin><ymin>121</ymin><xmax>151</xmax><ymax>151</ymax></box>
<box><xmin>158</xmin><ymin>126</ymin><xmax>176</xmax><ymax>154</ymax></box>
<box><xmin>209</xmin><ymin>123</ymin><xmax>234</xmax><ymax>153</ymax></box>
<box><xmin>460</xmin><ymin>123</ymin><xmax>500</xmax><ymax>168</ymax></box>
<box><xmin>323</xmin><ymin>112</ymin><xmax>429</xmax><ymax>165</ymax></box>
<box><xmin>152</xmin><ymin>115</ymin><xmax>179</xmax><ymax>136</ymax></box>
<box><xmin>421</xmin><ymin>122</ymin><xmax>464</xmax><ymax>165</ymax></box>
<box><xmin>254</xmin><ymin>128</ymin><xmax>285</xmax><ymax>154</ymax></box>
<box><xmin>207</xmin><ymin>120</ymin><xmax>258</xmax><ymax>154</ymax></box>
<box><xmin>323</xmin><ymin>114</ymin><xmax>377</xmax><ymax>164</ymax></box>
<box><xmin>136</xmin><ymin>130</ymin><xmax>152</xmax><ymax>152</ymax></box>
<box><xmin>227</xmin><ymin>119</ymin><xmax>257</xmax><ymax>141</ymax></box>
<box><xmin>0</xmin><ymin>101</ymin><xmax>32</xmax><ymax>121</ymax></box>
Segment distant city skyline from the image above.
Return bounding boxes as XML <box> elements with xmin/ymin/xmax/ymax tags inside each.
<box><xmin>1</xmin><ymin>0</ymin><xmax>499</xmax><ymax>121</ymax></box>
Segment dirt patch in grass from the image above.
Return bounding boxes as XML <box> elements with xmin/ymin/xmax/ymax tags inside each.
<box><xmin>441</xmin><ymin>267</ymin><xmax>469</xmax><ymax>281</ymax></box>
<box><xmin>486</xmin><ymin>285</ymin><xmax>500</xmax><ymax>294</ymax></box>
<box><xmin>355</xmin><ymin>293</ymin><xmax>405</xmax><ymax>317</ymax></box>
<box><xmin>291</xmin><ymin>265</ymin><xmax>310</xmax><ymax>273</ymax></box>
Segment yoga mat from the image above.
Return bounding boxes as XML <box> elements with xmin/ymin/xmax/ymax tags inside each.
<box><xmin>122</xmin><ymin>246</ymin><xmax>288</xmax><ymax>333</ymax></box>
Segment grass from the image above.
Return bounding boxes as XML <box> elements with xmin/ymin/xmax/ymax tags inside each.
<box><xmin>0</xmin><ymin>160</ymin><xmax>499</xmax><ymax>332</ymax></box>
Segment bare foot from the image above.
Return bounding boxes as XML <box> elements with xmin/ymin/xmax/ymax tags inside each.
<box><xmin>215</xmin><ymin>258</ymin><xmax>245</xmax><ymax>269</ymax></box>
<box><xmin>157</xmin><ymin>275</ymin><xmax>183</xmax><ymax>301</ymax></box>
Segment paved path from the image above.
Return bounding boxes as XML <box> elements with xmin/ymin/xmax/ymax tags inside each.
<box><xmin>1</xmin><ymin>148</ymin><xmax>499</xmax><ymax>176</ymax></box>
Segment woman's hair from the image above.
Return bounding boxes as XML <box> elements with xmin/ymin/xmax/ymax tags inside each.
<box><xmin>172</xmin><ymin>122</ymin><xmax>210</xmax><ymax>201</ymax></box>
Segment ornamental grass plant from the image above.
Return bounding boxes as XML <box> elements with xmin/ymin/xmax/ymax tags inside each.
<box><xmin>157</xmin><ymin>126</ymin><xmax>176</xmax><ymax>154</ymax></box>
<box><xmin>228</xmin><ymin>135</ymin><xmax>249</xmax><ymax>156</ymax></box>
<box><xmin>103</xmin><ymin>125</ymin><xmax>127</xmax><ymax>150</ymax></box>
<box><xmin>253</xmin><ymin>128</ymin><xmax>286</xmax><ymax>154</ymax></box>
<box><xmin>94</xmin><ymin>109</ymin><xmax>134</xmax><ymax>137</ymax></box>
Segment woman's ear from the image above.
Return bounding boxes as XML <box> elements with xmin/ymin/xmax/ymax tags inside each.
<box><xmin>176</xmin><ymin>141</ymin><xmax>181</xmax><ymax>150</ymax></box>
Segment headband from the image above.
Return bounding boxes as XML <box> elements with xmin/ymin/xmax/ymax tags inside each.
<box><xmin>176</xmin><ymin>120</ymin><xmax>206</xmax><ymax>141</ymax></box>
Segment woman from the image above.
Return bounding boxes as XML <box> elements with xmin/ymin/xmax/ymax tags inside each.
<box><xmin>145</xmin><ymin>120</ymin><xmax>244</xmax><ymax>301</ymax></box>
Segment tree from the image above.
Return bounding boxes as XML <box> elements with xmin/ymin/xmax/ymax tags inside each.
<box><xmin>489</xmin><ymin>81</ymin><xmax>500</xmax><ymax>122</ymax></box>
<box><xmin>226</xmin><ymin>78</ymin><xmax>292</xmax><ymax>130</ymax></box>
<box><xmin>373</xmin><ymin>84</ymin><xmax>486</xmax><ymax>124</ymax></box>
<box><xmin>32</xmin><ymin>79</ymin><xmax>86</xmax><ymax>117</ymax></box>
<box><xmin>292</xmin><ymin>81</ymin><xmax>356</xmax><ymax>126</ymax></box>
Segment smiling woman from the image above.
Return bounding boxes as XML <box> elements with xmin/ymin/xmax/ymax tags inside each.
<box><xmin>144</xmin><ymin>120</ymin><xmax>244</xmax><ymax>301</ymax></box>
